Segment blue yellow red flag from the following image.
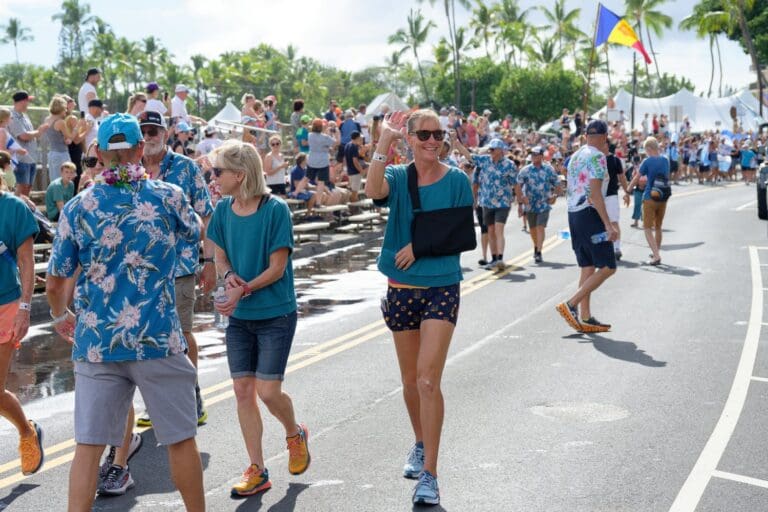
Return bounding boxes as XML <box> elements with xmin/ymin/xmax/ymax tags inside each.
<box><xmin>595</xmin><ymin>3</ymin><xmax>652</xmax><ymax>64</ymax></box>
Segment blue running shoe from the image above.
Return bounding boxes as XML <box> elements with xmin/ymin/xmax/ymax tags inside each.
<box><xmin>403</xmin><ymin>441</ymin><xmax>424</xmax><ymax>479</ymax></box>
<box><xmin>412</xmin><ymin>470</ymin><xmax>440</xmax><ymax>506</ymax></box>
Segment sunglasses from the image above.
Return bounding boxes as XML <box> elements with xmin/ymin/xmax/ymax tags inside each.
<box><xmin>212</xmin><ymin>167</ymin><xmax>239</xmax><ymax>178</ymax></box>
<box><xmin>270</xmin><ymin>142</ymin><xmax>281</xmax><ymax>146</ymax></box>
<box><xmin>82</xmin><ymin>156</ymin><xmax>99</xmax><ymax>168</ymax></box>
<box><xmin>410</xmin><ymin>130</ymin><xmax>446</xmax><ymax>142</ymax></box>
<box><xmin>141</xmin><ymin>126</ymin><xmax>160</xmax><ymax>137</ymax></box>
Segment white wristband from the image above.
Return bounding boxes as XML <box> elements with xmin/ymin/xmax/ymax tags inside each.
<box><xmin>18</xmin><ymin>302</ymin><xmax>31</xmax><ymax>311</ymax></box>
<box><xmin>50</xmin><ymin>309</ymin><xmax>71</xmax><ymax>325</ymax></box>
<box><xmin>372</xmin><ymin>152</ymin><xmax>387</xmax><ymax>163</ymax></box>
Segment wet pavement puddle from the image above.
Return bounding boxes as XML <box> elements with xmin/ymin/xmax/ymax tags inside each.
<box><xmin>9</xmin><ymin>242</ymin><xmax>384</xmax><ymax>404</ymax></box>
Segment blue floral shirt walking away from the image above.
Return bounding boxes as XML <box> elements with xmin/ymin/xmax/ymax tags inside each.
<box><xmin>472</xmin><ymin>154</ymin><xmax>518</xmax><ymax>209</ymax></box>
<box><xmin>516</xmin><ymin>163</ymin><xmax>559</xmax><ymax>214</ymax></box>
<box><xmin>157</xmin><ymin>151</ymin><xmax>213</xmax><ymax>277</ymax></box>
<box><xmin>48</xmin><ymin>180</ymin><xmax>200</xmax><ymax>363</ymax></box>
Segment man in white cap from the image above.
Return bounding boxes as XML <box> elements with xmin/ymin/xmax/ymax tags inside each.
<box><xmin>171</xmin><ymin>85</ymin><xmax>206</xmax><ymax>126</ymax></box>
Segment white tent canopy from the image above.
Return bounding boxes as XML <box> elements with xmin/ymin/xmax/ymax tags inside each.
<box><xmin>209</xmin><ymin>100</ymin><xmax>242</xmax><ymax>126</ymax></box>
<box><xmin>593</xmin><ymin>88</ymin><xmax>765</xmax><ymax>133</ymax></box>
<box><xmin>366</xmin><ymin>92</ymin><xmax>409</xmax><ymax>120</ymax></box>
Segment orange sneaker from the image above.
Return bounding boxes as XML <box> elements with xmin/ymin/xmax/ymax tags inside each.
<box><xmin>20</xmin><ymin>420</ymin><xmax>44</xmax><ymax>476</ymax></box>
<box><xmin>287</xmin><ymin>423</ymin><xmax>311</xmax><ymax>475</ymax></box>
<box><xmin>231</xmin><ymin>464</ymin><xmax>271</xmax><ymax>497</ymax></box>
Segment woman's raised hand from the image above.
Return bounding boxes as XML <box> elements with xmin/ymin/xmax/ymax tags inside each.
<box><xmin>380</xmin><ymin>111</ymin><xmax>409</xmax><ymax>142</ymax></box>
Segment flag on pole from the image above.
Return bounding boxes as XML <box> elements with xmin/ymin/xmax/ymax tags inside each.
<box><xmin>595</xmin><ymin>3</ymin><xmax>652</xmax><ymax>64</ymax></box>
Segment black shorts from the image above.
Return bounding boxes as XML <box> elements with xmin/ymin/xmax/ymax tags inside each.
<box><xmin>698</xmin><ymin>165</ymin><xmax>710</xmax><ymax>174</ymax></box>
<box><xmin>269</xmin><ymin>183</ymin><xmax>287</xmax><ymax>196</ymax></box>
<box><xmin>568</xmin><ymin>208</ymin><xmax>616</xmax><ymax>269</ymax></box>
<box><xmin>306</xmin><ymin>166</ymin><xmax>330</xmax><ymax>184</ymax></box>
<box><xmin>382</xmin><ymin>284</ymin><xmax>460</xmax><ymax>331</ymax></box>
<box><xmin>475</xmin><ymin>206</ymin><xmax>488</xmax><ymax>234</ymax></box>
<box><xmin>683</xmin><ymin>155</ymin><xmax>690</xmax><ymax>165</ymax></box>
<box><xmin>670</xmin><ymin>161</ymin><xmax>679</xmax><ymax>173</ymax></box>
<box><xmin>335</xmin><ymin>145</ymin><xmax>345</xmax><ymax>163</ymax></box>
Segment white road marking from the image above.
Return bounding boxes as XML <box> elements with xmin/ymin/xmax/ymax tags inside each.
<box><xmin>712</xmin><ymin>470</ymin><xmax>768</xmax><ymax>490</ymax></box>
<box><xmin>750</xmin><ymin>376</ymin><xmax>768</xmax><ymax>384</ymax></box>
<box><xmin>668</xmin><ymin>246</ymin><xmax>764</xmax><ymax>512</ymax></box>
<box><xmin>733</xmin><ymin>200</ymin><xmax>757</xmax><ymax>211</ymax></box>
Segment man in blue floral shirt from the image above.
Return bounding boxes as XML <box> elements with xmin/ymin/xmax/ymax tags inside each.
<box><xmin>470</xmin><ymin>139</ymin><xmax>517</xmax><ymax>270</ymax></box>
<box><xmin>138</xmin><ymin>110</ymin><xmax>214</xmax><ymax>426</ymax></box>
<box><xmin>516</xmin><ymin>147</ymin><xmax>561</xmax><ymax>263</ymax></box>
<box><xmin>46</xmin><ymin>114</ymin><xmax>205</xmax><ymax>511</ymax></box>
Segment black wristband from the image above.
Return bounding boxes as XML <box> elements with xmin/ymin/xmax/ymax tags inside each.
<box><xmin>224</xmin><ymin>270</ymin><xmax>234</xmax><ymax>279</ymax></box>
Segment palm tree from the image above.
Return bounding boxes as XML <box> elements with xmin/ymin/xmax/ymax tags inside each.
<box><xmin>679</xmin><ymin>6</ymin><xmax>728</xmax><ymax>97</ymax></box>
<box><xmin>141</xmin><ymin>36</ymin><xmax>163</xmax><ymax>81</ymax></box>
<box><xmin>492</xmin><ymin>0</ymin><xmax>532</xmax><ymax>68</ymax></box>
<box><xmin>52</xmin><ymin>0</ymin><xmax>96</xmax><ymax>65</ymax></box>
<box><xmin>0</xmin><ymin>18</ymin><xmax>34</xmax><ymax>65</ymax></box>
<box><xmin>536</xmin><ymin>0</ymin><xmax>583</xmax><ymax>55</ymax></box>
<box><xmin>388</xmin><ymin>8</ymin><xmax>436</xmax><ymax>103</ymax></box>
<box><xmin>724</xmin><ymin>0</ymin><xmax>763</xmax><ymax>115</ymax></box>
<box><xmin>417</xmin><ymin>0</ymin><xmax>472</xmax><ymax>106</ymax></box>
<box><xmin>526</xmin><ymin>34</ymin><xmax>567</xmax><ymax>66</ymax></box>
<box><xmin>624</xmin><ymin>0</ymin><xmax>673</xmax><ymax>87</ymax></box>
<box><xmin>384</xmin><ymin>49</ymin><xmax>407</xmax><ymax>95</ymax></box>
<box><xmin>470</xmin><ymin>0</ymin><xmax>495</xmax><ymax>58</ymax></box>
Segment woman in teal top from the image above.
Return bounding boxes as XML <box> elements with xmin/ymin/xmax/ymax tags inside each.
<box><xmin>365</xmin><ymin>109</ymin><xmax>473</xmax><ymax>507</ymax></box>
<box><xmin>207</xmin><ymin>139</ymin><xmax>310</xmax><ymax>497</ymax></box>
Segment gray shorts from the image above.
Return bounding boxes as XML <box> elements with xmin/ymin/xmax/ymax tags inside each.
<box><xmin>526</xmin><ymin>210</ymin><xmax>550</xmax><ymax>228</ymax></box>
<box><xmin>74</xmin><ymin>353</ymin><xmax>197</xmax><ymax>446</ymax></box>
<box><xmin>175</xmin><ymin>275</ymin><xmax>196</xmax><ymax>333</ymax></box>
<box><xmin>482</xmin><ymin>207</ymin><xmax>511</xmax><ymax>226</ymax></box>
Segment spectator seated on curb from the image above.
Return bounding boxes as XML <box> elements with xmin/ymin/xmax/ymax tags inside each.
<box><xmin>45</xmin><ymin>161</ymin><xmax>76</xmax><ymax>222</ymax></box>
<box><xmin>289</xmin><ymin>153</ymin><xmax>317</xmax><ymax>213</ymax></box>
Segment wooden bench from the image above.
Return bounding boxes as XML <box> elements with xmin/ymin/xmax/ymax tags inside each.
<box><xmin>314</xmin><ymin>205</ymin><xmax>349</xmax><ymax>214</ymax></box>
<box><xmin>347</xmin><ymin>212</ymin><xmax>380</xmax><ymax>231</ymax></box>
<box><xmin>348</xmin><ymin>198</ymin><xmax>374</xmax><ymax>210</ymax></box>
<box><xmin>285</xmin><ymin>198</ymin><xmax>306</xmax><ymax>211</ymax></box>
<box><xmin>293</xmin><ymin>222</ymin><xmax>330</xmax><ymax>243</ymax></box>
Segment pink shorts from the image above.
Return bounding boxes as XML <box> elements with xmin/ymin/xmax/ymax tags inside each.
<box><xmin>0</xmin><ymin>301</ymin><xmax>20</xmax><ymax>349</ymax></box>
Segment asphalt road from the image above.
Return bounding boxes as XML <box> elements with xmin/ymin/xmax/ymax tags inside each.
<box><xmin>0</xmin><ymin>181</ymin><xmax>766</xmax><ymax>512</ymax></box>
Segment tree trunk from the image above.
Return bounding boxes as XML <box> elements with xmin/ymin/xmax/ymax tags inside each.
<box><xmin>736</xmin><ymin>0</ymin><xmax>763</xmax><ymax>115</ymax></box>
<box><xmin>636</xmin><ymin>20</ymin><xmax>651</xmax><ymax>94</ymax></box>
<box><xmin>707</xmin><ymin>36</ymin><xmax>715</xmax><ymax>98</ymax></box>
<box><xmin>450</xmin><ymin>1</ymin><xmax>461</xmax><ymax>108</ymax></box>
<box><xmin>605</xmin><ymin>45</ymin><xmax>613</xmax><ymax>95</ymax></box>
<box><xmin>14</xmin><ymin>41</ymin><xmax>19</xmax><ymax>65</ymax></box>
<box><xmin>646</xmin><ymin>25</ymin><xmax>662</xmax><ymax>85</ymax></box>
<box><xmin>414</xmin><ymin>48</ymin><xmax>431</xmax><ymax>104</ymax></box>
<box><xmin>715</xmin><ymin>35</ymin><xmax>723</xmax><ymax>98</ymax></box>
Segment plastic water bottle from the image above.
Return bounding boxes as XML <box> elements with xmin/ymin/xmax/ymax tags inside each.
<box><xmin>558</xmin><ymin>229</ymin><xmax>571</xmax><ymax>240</ymax></box>
<box><xmin>213</xmin><ymin>287</ymin><xmax>229</xmax><ymax>330</ymax></box>
<box><xmin>0</xmin><ymin>241</ymin><xmax>14</xmax><ymax>264</ymax></box>
<box><xmin>591</xmin><ymin>232</ymin><xmax>610</xmax><ymax>244</ymax></box>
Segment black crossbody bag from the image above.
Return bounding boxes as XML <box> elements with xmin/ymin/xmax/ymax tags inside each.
<box><xmin>407</xmin><ymin>163</ymin><xmax>477</xmax><ymax>259</ymax></box>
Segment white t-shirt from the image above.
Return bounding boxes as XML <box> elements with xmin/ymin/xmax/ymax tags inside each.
<box><xmin>78</xmin><ymin>82</ymin><xmax>97</xmax><ymax>113</ymax></box>
<box><xmin>145</xmin><ymin>98</ymin><xmax>167</xmax><ymax>115</ymax></box>
<box><xmin>195</xmin><ymin>137</ymin><xmax>221</xmax><ymax>156</ymax></box>
<box><xmin>171</xmin><ymin>95</ymin><xmax>188</xmax><ymax>122</ymax></box>
<box><xmin>265</xmin><ymin>154</ymin><xmax>287</xmax><ymax>186</ymax></box>
<box><xmin>355</xmin><ymin>112</ymin><xmax>370</xmax><ymax>143</ymax></box>
<box><xmin>439</xmin><ymin>115</ymin><xmax>450</xmax><ymax>130</ymax></box>
<box><xmin>84</xmin><ymin>113</ymin><xmax>105</xmax><ymax>149</ymax></box>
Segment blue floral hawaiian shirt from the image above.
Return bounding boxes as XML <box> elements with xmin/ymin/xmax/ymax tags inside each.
<box><xmin>472</xmin><ymin>154</ymin><xmax>518</xmax><ymax>209</ymax></box>
<box><xmin>158</xmin><ymin>151</ymin><xmax>213</xmax><ymax>277</ymax></box>
<box><xmin>48</xmin><ymin>179</ymin><xmax>200</xmax><ymax>363</ymax></box>
<box><xmin>516</xmin><ymin>163</ymin><xmax>560</xmax><ymax>213</ymax></box>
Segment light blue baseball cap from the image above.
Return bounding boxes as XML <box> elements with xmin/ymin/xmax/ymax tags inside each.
<box><xmin>487</xmin><ymin>138</ymin><xmax>508</xmax><ymax>151</ymax></box>
<box><xmin>176</xmin><ymin>121</ymin><xmax>192</xmax><ymax>133</ymax></box>
<box><xmin>97</xmin><ymin>113</ymin><xmax>143</xmax><ymax>151</ymax></box>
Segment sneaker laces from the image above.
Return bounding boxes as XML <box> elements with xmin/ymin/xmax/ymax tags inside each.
<box><xmin>241</xmin><ymin>464</ymin><xmax>261</xmax><ymax>480</ymax></box>
<box><xmin>419</xmin><ymin>471</ymin><xmax>437</xmax><ymax>490</ymax></box>
<box><xmin>103</xmin><ymin>465</ymin><xmax>124</xmax><ymax>488</ymax></box>
<box><xmin>407</xmin><ymin>444</ymin><xmax>424</xmax><ymax>465</ymax></box>
<box><xmin>287</xmin><ymin>431</ymin><xmax>305</xmax><ymax>458</ymax></box>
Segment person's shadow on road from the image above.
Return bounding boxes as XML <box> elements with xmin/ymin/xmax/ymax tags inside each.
<box><xmin>0</xmin><ymin>483</ymin><xmax>39</xmax><ymax>509</ymax></box>
<box><xmin>413</xmin><ymin>503</ymin><xmax>449</xmax><ymax>512</ymax></box>
<box><xmin>567</xmin><ymin>334</ymin><xmax>667</xmax><ymax>367</ymax></box>
<box><xmin>234</xmin><ymin>482</ymin><xmax>310</xmax><ymax>511</ymax></box>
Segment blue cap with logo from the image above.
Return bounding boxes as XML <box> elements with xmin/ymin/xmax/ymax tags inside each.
<box><xmin>97</xmin><ymin>113</ymin><xmax>143</xmax><ymax>151</ymax></box>
<box><xmin>176</xmin><ymin>121</ymin><xmax>192</xmax><ymax>133</ymax></box>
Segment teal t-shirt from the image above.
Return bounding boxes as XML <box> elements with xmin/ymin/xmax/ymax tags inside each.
<box><xmin>0</xmin><ymin>192</ymin><xmax>39</xmax><ymax>305</ymax></box>
<box><xmin>45</xmin><ymin>177</ymin><xmax>75</xmax><ymax>221</ymax></box>
<box><xmin>207</xmin><ymin>195</ymin><xmax>297</xmax><ymax>320</ymax></box>
<box><xmin>377</xmin><ymin>165</ymin><xmax>474</xmax><ymax>287</ymax></box>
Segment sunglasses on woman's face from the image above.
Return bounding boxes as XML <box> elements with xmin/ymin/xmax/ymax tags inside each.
<box><xmin>212</xmin><ymin>167</ymin><xmax>239</xmax><ymax>178</ymax></box>
<box><xmin>410</xmin><ymin>130</ymin><xmax>446</xmax><ymax>142</ymax></box>
<box><xmin>270</xmin><ymin>142</ymin><xmax>281</xmax><ymax>147</ymax></box>
<box><xmin>82</xmin><ymin>156</ymin><xmax>99</xmax><ymax>168</ymax></box>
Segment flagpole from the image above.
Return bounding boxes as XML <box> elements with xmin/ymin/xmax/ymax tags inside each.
<box><xmin>582</xmin><ymin>4</ymin><xmax>602</xmax><ymax>117</ymax></box>
<box><xmin>605</xmin><ymin>45</ymin><xmax>613</xmax><ymax>94</ymax></box>
<box><xmin>631</xmin><ymin>51</ymin><xmax>637</xmax><ymax>132</ymax></box>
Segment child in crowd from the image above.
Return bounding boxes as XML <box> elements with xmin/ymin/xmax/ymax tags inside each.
<box><xmin>44</xmin><ymin>161</ymin><xmax>76</xmax><ymax>221</ymax></box>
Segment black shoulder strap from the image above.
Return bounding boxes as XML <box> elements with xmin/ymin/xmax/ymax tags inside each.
<box><xmin>406</xmin><ymin>162</ymin><xmax>421</xmax><ymax>211</ymax></box>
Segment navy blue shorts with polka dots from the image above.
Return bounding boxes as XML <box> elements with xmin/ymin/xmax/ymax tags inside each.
<box><xmin>381</xmin><ymin>284</ymin><xmax>460</xmax><ymax>331</ymax></box>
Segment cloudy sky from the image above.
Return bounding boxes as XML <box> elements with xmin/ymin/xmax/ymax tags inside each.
<box><xmin>0</xmin><ymin>0</ymin><xmax>756</xmax><ymax>98</ymax></box>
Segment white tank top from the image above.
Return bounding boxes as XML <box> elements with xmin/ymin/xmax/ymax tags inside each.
<box><xmin>265</xmin><ymin>153</ymin><xmax>286</xmax><ymax>185</ymax></box>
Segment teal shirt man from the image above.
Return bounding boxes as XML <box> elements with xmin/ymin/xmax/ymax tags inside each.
<box><xmin>45</xmin><ymin>177</ymin><xmax>75</xmax><ymax>221</ymax></box>
<box><xmin>377</xmin><ymin>165</ymin><xmax>474</xmax><ymax>287</ymax></box>
<box><xmin>207</xmin><ymin>195</ymin><xmax>297</xmax><ymax>320</ymax></box>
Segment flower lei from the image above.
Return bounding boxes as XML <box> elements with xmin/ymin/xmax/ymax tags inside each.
<box><xmin>97</xmin><ymin>163</ymin><xmax>149</xmax><ymax>189</ymax></box>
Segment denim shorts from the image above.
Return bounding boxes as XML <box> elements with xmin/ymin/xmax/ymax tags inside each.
<box><xmin>225</xmin><ymin>311</ymin><xmax>297</xmax><ymax>381</ymax></box>
<box><xmin>382</xmin><ymin>284</ymin><xmax>460</xmax><ymax>331</ymax></box>
<box><xmin>13</xmin><ymin>162</ymin><xmax>36</xmax><ymax>185</ymax></box>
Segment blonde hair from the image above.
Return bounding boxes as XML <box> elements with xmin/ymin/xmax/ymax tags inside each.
<box><xmin>49</xmin><ymin>95</ymin><xmax>68</xmax><ymax>116</ymax></box>
<box><xmin>127</xmin><ymin>92</ymin><xmax>147</xmax><ymax>113</ymax></box>
<box><xmin>643</xmin><ymin>136</ymin><xmax>660</xmax><ymax>152</ymax></box>
<box><xmin>61</xmin><ymin>161</ymin><xmax>76</xmax><ymax>172</ymax></box>
<box><xmin>0</xmin><ymin>108</ymin><xmax>10</xmax><ymax>125</ymax></box>
<box><xmin>211</xmin><ymin>139</ymin><xmax>269</xmax><ymax>198</ymax></box>
<box><xmin>241</xmin><ymin>93</ymin><xmax>255</xmax><ymax>106</ymax></box>
<box><xmin>268</xmin><ymin>135</ymin><xmax>281</xmax><ymax>147</ymax></box>
<box><xmin>406</xmin><ymin>109</ymin><xmax>440</xmax><ymax>133</ymax></box>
